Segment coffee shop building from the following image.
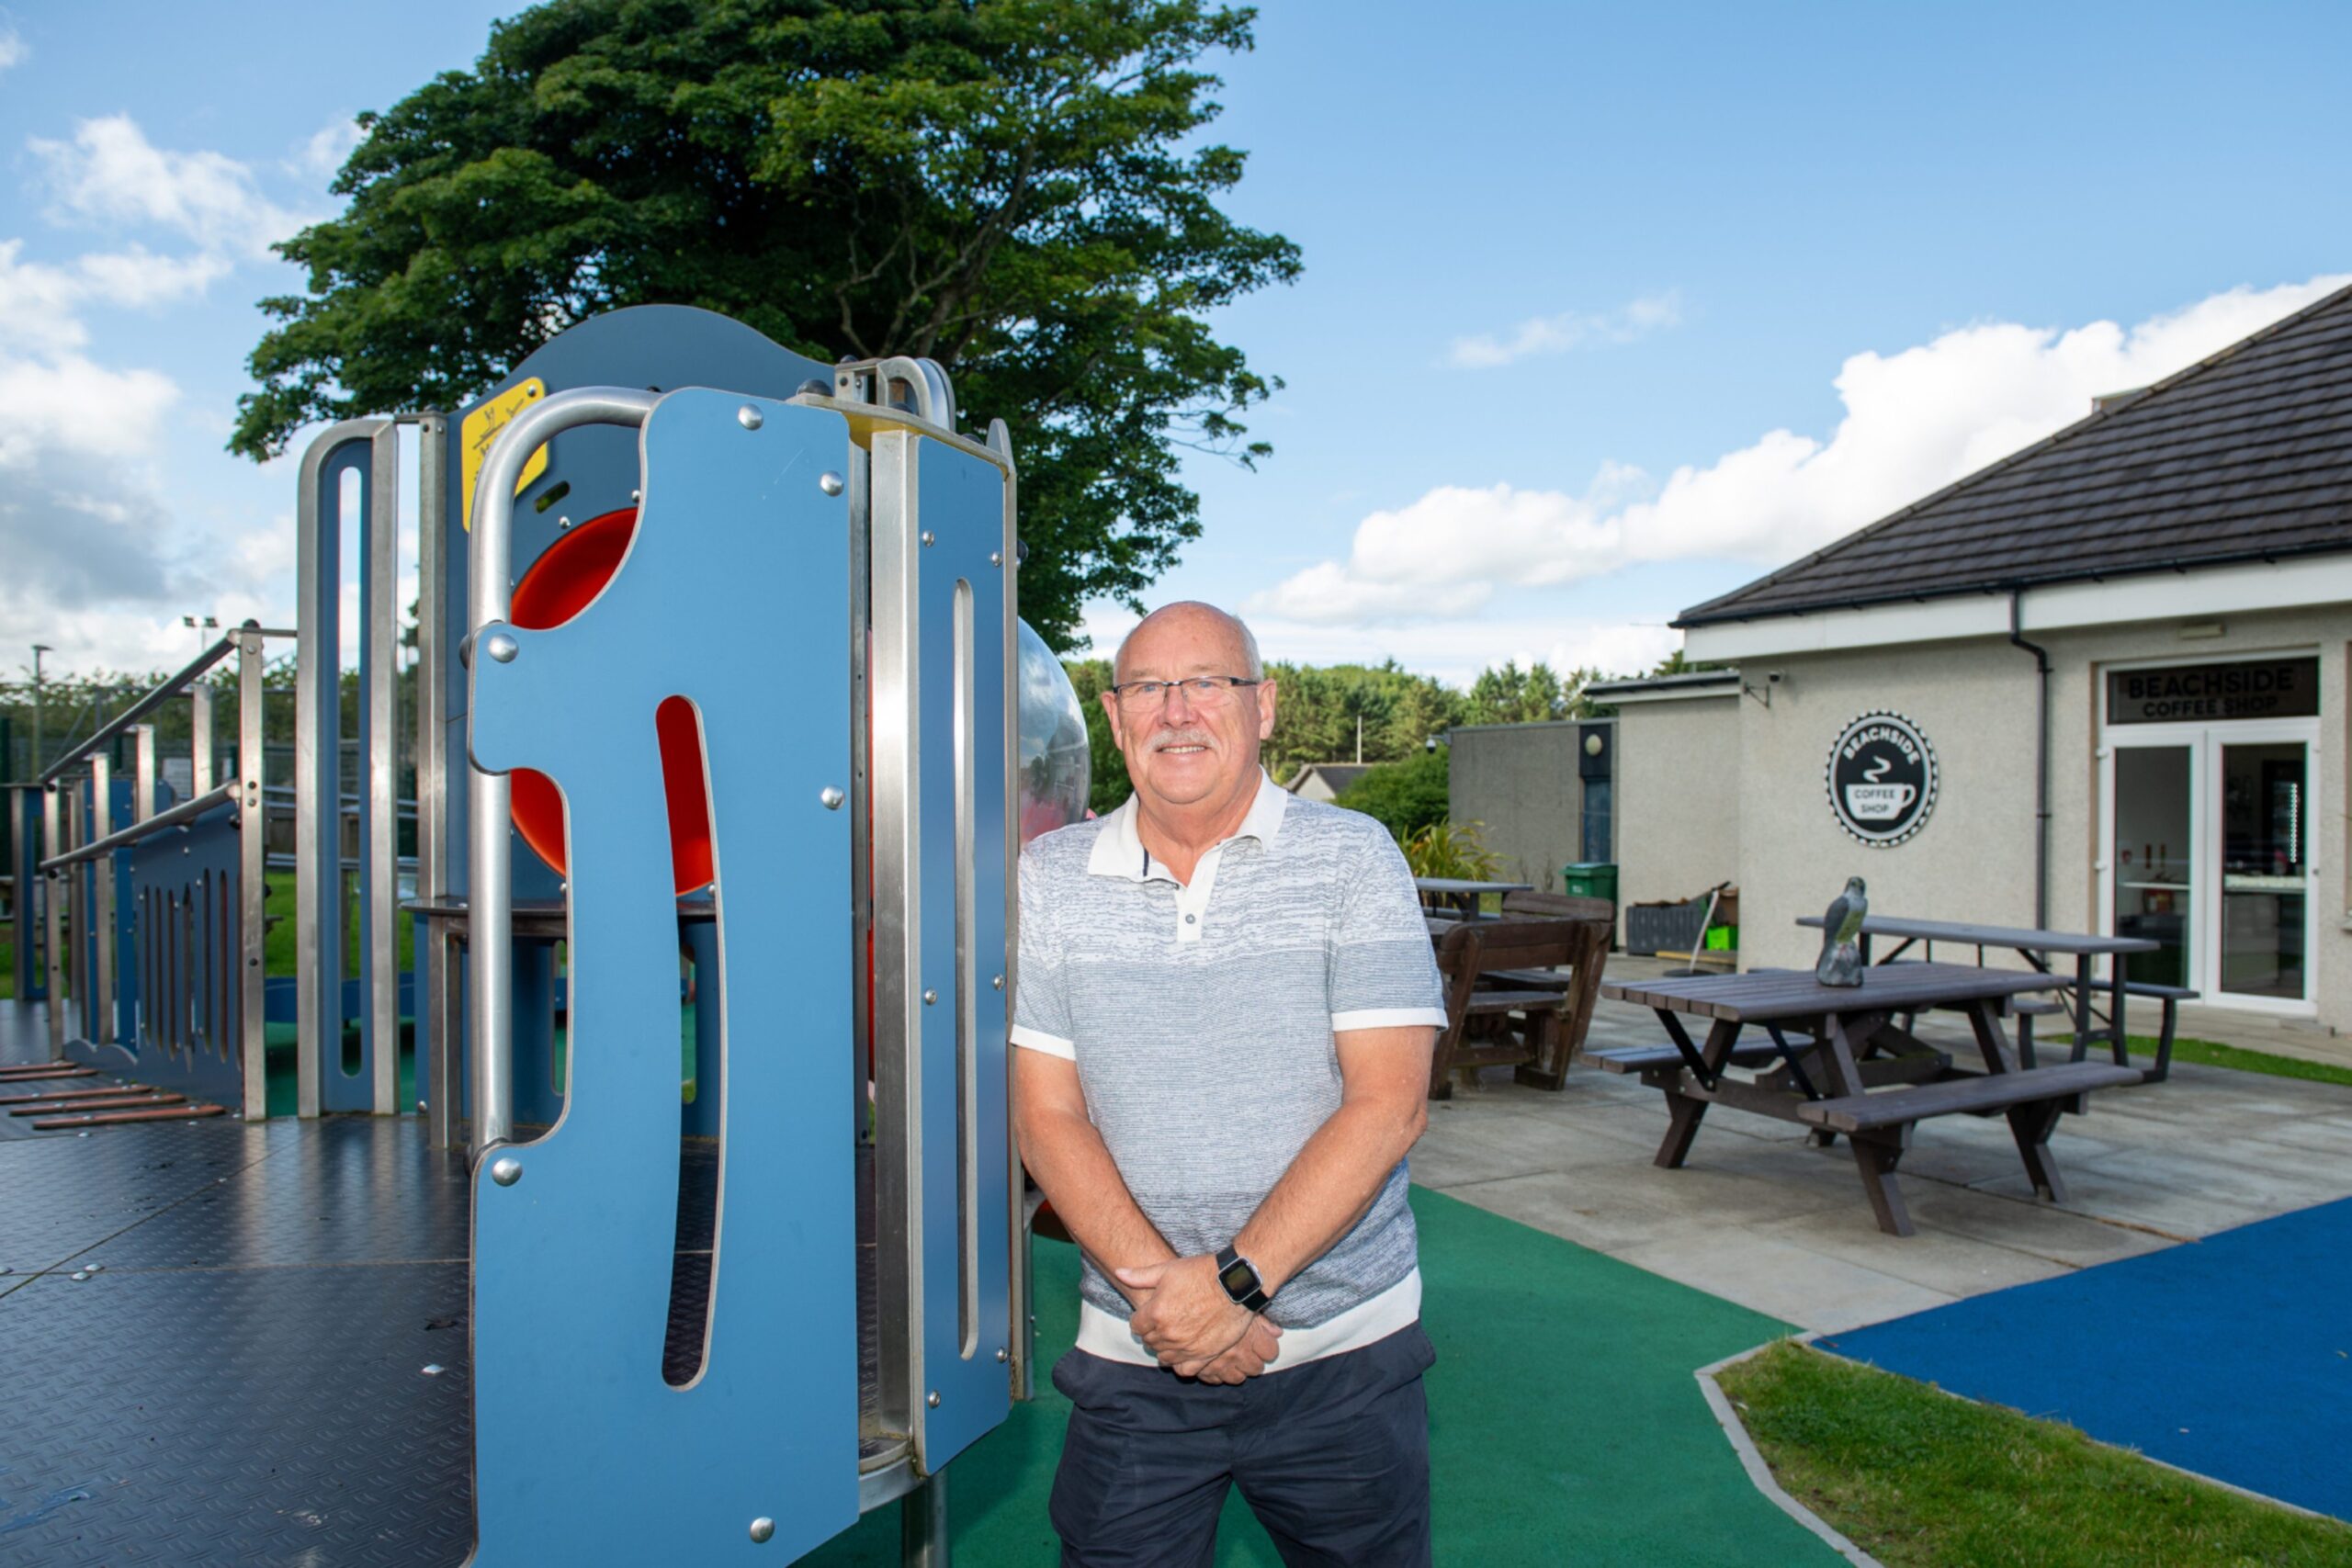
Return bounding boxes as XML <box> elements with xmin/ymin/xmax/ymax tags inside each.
<box><xmin>1597</xmin><ymin>280</ymin><xmax>2352</xmax><ymax>1032</ymax></box>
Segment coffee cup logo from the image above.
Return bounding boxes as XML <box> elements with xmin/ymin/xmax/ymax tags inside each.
<box><xmin>1843</xmin><ymin>782</ymin><xmax>1917</xmax><ymax>819</ymax></box>
<box><xmin>1826</xmin><ymin>713</ymin><xmax>1938</xmax><ymax>846</ymax></box>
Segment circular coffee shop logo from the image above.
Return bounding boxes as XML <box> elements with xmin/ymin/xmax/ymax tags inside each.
<box><xmin>1826</xmin><ymin>711</ymin><xmax>1938</xmax><ymax>846</ymax></box>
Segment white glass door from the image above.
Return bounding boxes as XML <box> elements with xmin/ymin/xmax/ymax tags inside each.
<box><xmin>2212</xmin><ymin>734</ymin><xmax>2313</xmax><ymax>1004</ymax></box>
<box><xmin>2109</xmin><ymin>743</ymin><xmax>2195</xmax><ymax>989</ymax></box>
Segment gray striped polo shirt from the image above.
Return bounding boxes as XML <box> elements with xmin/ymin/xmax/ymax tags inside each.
<box><xmin>1012</xmin><ymin>771</ymin><xmax>1447</xmax><ymax>1356</ymax></box>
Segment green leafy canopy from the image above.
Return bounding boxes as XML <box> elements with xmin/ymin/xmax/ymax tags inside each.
<box><xmin>233</xmin><ymin>0</ymin><xmax>1299</xmax><ymax>650</ymax></box>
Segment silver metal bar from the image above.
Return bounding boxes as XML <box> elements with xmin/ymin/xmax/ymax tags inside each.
<box><xmin>189</xmin><ymin>682</ymin><xmax>214</xmax><ymax>795</ymax></box>
<box><xmin>952</xmin><ymin>577</ymin><xmax>978</xmax><ymax>1359</ymax></box>
<box><xmin>6</xmin><ymin>787</ymin><xmax>31</xmax><ymax>1001</ymax></box>
<box><xmin>237</xmin><ymin>628</ymin><xmax>268</xmax><ymax>1120</ymax></box>
<box><xmin>89</xmin><ymin>751</ymin><xmax>113</xmax><ymax>1045</ymax></box>
<box><xmin>900</xmin><ymin>1472</ymin><xmax>948</xmax><ymax>1568</ymax></box>
<box><xmin>36</xmin><ymin>637</ymin><xmax>231</xmax><ymax>785</ymax></box>
<box><xmin>839</xmin><ymin>363</ymin><xmax>875</xmax><ymax>1148</ymax></box>
<box><xmin>991</xmin><ymin>415</ymin><xmax>1028</xmax><ymax>1401</ymax></box>
<box><xmin>368</xmin><ymin>423</ymin><xmax>401</xmax><ymax>1114</ymax></box>
<box><xmin>133</xmin><ymin>725</ymin><xmax>157</xmax><ymax>822</ymax></box>
<box><xmin>869</xmin><ymin>424</ymin><xmax>922</xmax><ymax>1435</ymax></box>
<box><xmin>427</xmin><ymin>925</ymin><xmax>462</xmax><ymax>1147</ymax></box>
<box><xmin>42</xmin><ymin>784</ymin><xmax>64</xmax><ymax>1051</ymax></box>
<box><xmin>40</xmin><ymin>782</ymin><xmax>235</xmax><ymax>871</ymax></box>
<box><xmin>414</xmin><ymin>413</ymin><xmax>448</xmax><ymax>1127</ymax></box>
<box><xmin>467</xmin><ymin>387</ymin><xmax>660</xmax><ymax>1156</ymax></box>
<box><xmin>66</xmin><ymin>789</ymin><xmax>86</xmax><ymax>1042</ymax></box>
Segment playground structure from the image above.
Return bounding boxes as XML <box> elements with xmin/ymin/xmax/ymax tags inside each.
<box><xmin>0</xmin><ymin>305</ymin><xmax>1091</xmax><ymax>1564</ymax></box>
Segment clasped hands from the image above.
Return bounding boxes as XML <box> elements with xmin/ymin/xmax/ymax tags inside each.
<box><xmin>1114</xmin><ymin>1255</ymin><xmax>1282</xmax><ymax>1386</ymax></box>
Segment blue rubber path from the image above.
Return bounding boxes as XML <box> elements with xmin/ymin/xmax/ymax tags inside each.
<box><xmin>1820</xmin><ymin>1197</ymin><xmax>2352</xmax><ymax>1520</ymax></box>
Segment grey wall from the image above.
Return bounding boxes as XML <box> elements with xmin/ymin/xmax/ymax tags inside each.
<box><xmin>1613</xmin><ymin>694</ymin><xmax>1741</xmax><ymax>910</ymax></box>
<box><xmin>1446</xmin><ymin>722</ymin><xmax>1598</xmax><ymax>891</ymax></box>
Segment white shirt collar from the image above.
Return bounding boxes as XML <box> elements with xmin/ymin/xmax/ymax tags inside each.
<box><xmin>1087</xmin><ymin>769</ymin><xmax>1289</xmax><ymax>883</ymax></box>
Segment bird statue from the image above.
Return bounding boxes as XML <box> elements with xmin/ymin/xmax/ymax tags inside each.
<box><xmin>1815</xmin><ymin>876</ymin><xmax>1869</xmax><ymax>987</ymax></box>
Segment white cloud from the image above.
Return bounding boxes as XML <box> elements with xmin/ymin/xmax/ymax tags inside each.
<box><xmin>1265</xmin><ymin>274</ymin><xmax>2352</xmax><ymax>628</ymax></box>
<box><xmin>288</xmin><ymin>116</ymin><xmax>364</xmax><ymax>184</ymax></box>
<box><xmin>32</xmin><ymin>114</ymin><xmax>308</xmax><ymax>259</ymax></box>
<box><xmin>0</xmin><ymin>240</ymin><xmax>231</xmax><ymax>353</ymax></box>
<box><xmin>1448</xmin><ymin>289</ymin><xmax>1683</xmax><ymax>369</ymax></box>
<box><xmin>0</xmin><ymin>23</ymin><xmax>24</xmax><ymax>73</ymax></box>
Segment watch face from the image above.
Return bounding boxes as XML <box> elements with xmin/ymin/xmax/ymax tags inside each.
<box><xmin>1219</xmin><ymin>1257</ymin><xmax>1258</xmax><ymax>1298</ymax></box>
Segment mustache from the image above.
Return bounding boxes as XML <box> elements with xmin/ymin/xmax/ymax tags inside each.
<box><xmin>1149</xmin><ymin>727</ymin><xmax>1216</xmax><ymax>751</ymax></box>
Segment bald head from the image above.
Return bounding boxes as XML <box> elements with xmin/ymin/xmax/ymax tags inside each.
<box><xmin>1114</xmin><ymin>602</ymin><xmax>1263</xmax><ymax>684</ymax></box>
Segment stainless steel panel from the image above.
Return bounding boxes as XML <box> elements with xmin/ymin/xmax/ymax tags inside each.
<box><xmin>238</xmin><ymin>628</ymin><xmax>268</xmax><ymax>1120</ymax></box>
<box><xmin>368</xmin><ymin>423</ymin><xmax>401</xmax><ymax>1114</ymax></box>
<box><xmin>464</xmin><ymin>387</ymin><xmax>660</xmax><ymax>1156</ymax></box>
<box><xmin>868</xmin><ymin>425</ymin><xmax>922</xmax><ymax>1434</ymax></box>
<box><xmin>89</xmin><ymin>752</ymin><xmax>113</xmax><ymax>1046</ymax></box>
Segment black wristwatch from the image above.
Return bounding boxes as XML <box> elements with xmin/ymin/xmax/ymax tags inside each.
<box><xmin>1215</xmin><ymin>1244</ymin><xmax>1272</xmax><ymax>1313</ymax></box>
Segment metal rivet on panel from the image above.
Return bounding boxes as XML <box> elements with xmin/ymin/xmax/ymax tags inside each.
<box><xmin>557</xmin><ymin>515</ymin><xmax>571</xmax><ymax>529</ymax></box>
<box><xmin>630</xmin><ymin>489</ymin><xmax>641</xmax><ymax>502</ymax></box>
<box><xmin>750</xmin><ymin>1518</ymin><xmax>776</xmax><ymax>1544</ymax></box>
<box><xmin>820</xmin><ymin>786</ymin><xmax>846</xmax><ymax>810</ymax></box>
<box><xmin>484</xmin><ymin>632</ymin><xmax>519</xmax><ymax>664</ymax></box>
<box><xmin>927</xmin><ymin>1391</ymin><xmax>942</xmax><ymax>1408</ymax></box>
<box><xmin>989</xmin><ymin>551</ymin><xmax>1002</xmax><ymax>567</ymax></box>
<box><xmin>921</xmin><ymin>531</ymin><xmax>935</xmax><ymax>547</ymax></box>
<box><xmin>820</xmin><ymin>471</ymin><xmax>845</xmax><ymax>497</ymax></box>
<box><xmin>490</xmin><ymin>1157</ymin><xmax>523</xmax><ymax>1187</ymax></box>
<box><xmin>996</xmin><ymin>1347</ymin><xmax>1008</xmax><ymax>1362</ymax></box>
<box><xmin>69</xmin><ymin>1271</ymin><xmax>88</xmax><ymax>1281</ymax></box>
<box><xmin>991</xmin><ymin>975</ymin><xmax>1004</xmax><ymax>990</ymax></box>
<box><xmin>422</xmin><ymin>1364</ymin><xmax>445</xmax><ymax>1376</ymax></box>
<box><xmin>922</xmin><ymin>989</ymin><xmax>938</xmax><ymax>1006</ymax></box>
<box><xmin>737</xmin><ymin>405</ymin><xmax>763</xmax><ymax>430</ymax></box>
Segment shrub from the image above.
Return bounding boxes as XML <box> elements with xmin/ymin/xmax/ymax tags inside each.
<box><xmin>1336</xmin><ymin>750</ymin><xmax>1449</xmax><ymax>839</ymax></box>
<box><xmin>1401</xmin><ymin>821</ymin><xmax>1502</xmax><ymax>882</ymax></box>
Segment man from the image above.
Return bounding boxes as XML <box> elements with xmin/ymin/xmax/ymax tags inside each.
<box><xmin>1012</xmin><ymin>601</ymin><xmax>1447</xmax><ymax>1566</ymax></box>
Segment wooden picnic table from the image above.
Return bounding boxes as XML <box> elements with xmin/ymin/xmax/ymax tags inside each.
<box><xmin>1795</xmin><ymin>914</ymin><xmax>2160</xmax><ymax>1070</ymax></box>
<box><xmin>1597</xmin><ymin>962</ymin><xmax>2143</xmax><ymax>1235</ymax></box>
<box><xmin>1415</xmin><ymin>876</ymin><xmax>1534</xmax><ymax>919</ymax></box>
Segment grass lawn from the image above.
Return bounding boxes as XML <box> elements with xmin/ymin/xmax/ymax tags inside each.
<box><xmin>2051</xmin><ymin>1032</ymin><xmax>2352</xmax><ymax>1089</ymax></box>
<box><xmin>1718</xmin><ymin>1341</ymin><xmax>2352</xmax><ymax>1567</ymax></box>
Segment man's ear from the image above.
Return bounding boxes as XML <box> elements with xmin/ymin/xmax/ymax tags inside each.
<box><xmin>1256</xmin><ymin>679</ymin><xmax>1278</xmax><ymax>740</ymax></box>
<box><xmin>1100</xmin><ymin>688</ymin><xmax>1126</xmax><ymax>750</ymax></box>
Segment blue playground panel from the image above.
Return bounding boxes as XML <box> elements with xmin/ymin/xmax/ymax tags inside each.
<box><xmin>1819</xmin><ymin>1196</ymin><xmax>2352</xmax><ymax>1520</ymax></box>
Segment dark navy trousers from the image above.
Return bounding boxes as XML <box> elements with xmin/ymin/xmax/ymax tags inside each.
<box><xmin>1047</xmin><ymin>1322</ymin><xmax>1436</xmax><ymax>1567</ymax></box>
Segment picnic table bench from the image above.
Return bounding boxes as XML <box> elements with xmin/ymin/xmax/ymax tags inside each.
<box><xmin>1793</xmin><ymin>913</ymin><xmax>2193</xmax><ymax>1078</ymax></box>
<box><xmin>1426</xmin><ymin>917</ymin><xmax>1609</xmax><ymax>1099</ymax></box>
<box><xmin>1415</xmin><ymin>876</ymin><xmax>1534</xmax><ymax>919</ymax></box>
<box><xmin>1599</xmin><ymin>962</ymin><xmax>2143</xmax><ymax>1235</ymax></box>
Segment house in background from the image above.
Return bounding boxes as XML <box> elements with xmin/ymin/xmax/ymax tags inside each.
<box><xmin>1285</xmin><ymin>762</ymin><xmax>1375</xmax><ymax>803</ymax></box>
<box><xmin>1599</xmin><ymin>277</ymin><xmax>2352</xmax><ymax>1032</ymax></box>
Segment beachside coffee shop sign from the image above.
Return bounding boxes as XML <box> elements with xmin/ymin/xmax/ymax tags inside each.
<box><xmin>1826</xmin><ymin>711</ymin><xmax>1939</xmax><ymax>847</ymax></box>
<box><xmin>2106</xmin><ymin>657</ymin><xmax>2319</xmax><ymax>725</ymax></box>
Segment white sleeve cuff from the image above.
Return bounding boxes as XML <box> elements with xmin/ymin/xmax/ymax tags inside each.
<box><xmin>1331</xmin><ymin>1007</ymin><xmax>1449</xmax><ymax>1032</ymax></box>
<box><xmin>1009</xmin><ymin>1025</ymin><xmax>1077</xmax><ymax>1059</ymax></box>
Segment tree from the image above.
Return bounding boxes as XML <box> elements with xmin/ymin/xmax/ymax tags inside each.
<box><xmin>1061</xmin><ymin>658</ymin><xmax>1132</xmax><ymax>817</ymax></box>
<box><xmin>232</xmin><ymin>0</ymin><xmax>1299</xmax><ymax>651</ymax></box>
<box><xmin>1333</xmin><ymin>750</ymin><xmax>1448</xmax><ymax>841</ymax></box>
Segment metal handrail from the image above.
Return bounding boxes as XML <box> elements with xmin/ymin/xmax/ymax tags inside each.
<box><xmin>37</xmin><ymin>624</ymin><xmax>297</xmax><ymax>784</ymax></box>
<box><xmin>468</xmin><ymin>386</ymin><xmax>662</xmax><ymax>1156</ymax></box>
<box><xmin>40</xmin><ymin>782</ymin><xmax>237</xmax><ymax>872</ymax></box>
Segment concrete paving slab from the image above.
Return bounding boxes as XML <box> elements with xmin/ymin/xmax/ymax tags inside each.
<box><xmin>1750</xmin><ymin>1206</ymin><xmax>2069</xmax><ymax>1297</ymax></box>
<box><xmin>1417</xmin><ymin>953</ymin><xmax>2352</xmax><ymax>1337</ymax></box>
<box><xmin>1611</xmin><ymin>1226</ymin><xmax>1957</xmax><ymax>1334</ymax></box>
<box><xmin>1894</xmin><ymin>1185</ymin><xmax>2177</xmax><ymax>1269</ymax></box>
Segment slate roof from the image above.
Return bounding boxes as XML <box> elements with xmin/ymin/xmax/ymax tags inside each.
<box><xmin>1284</xmin><ymin>762</ymin><xmax>1375</xmax><ymax>795</ymax></box>
<box><xmin>1677</xmin><ymin>279</ymin><xmax>2352</xmax><ymax>627</ymax></box>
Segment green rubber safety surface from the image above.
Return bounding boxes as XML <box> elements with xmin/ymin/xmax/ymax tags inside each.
<box><xmin>806</xmin><ymin>1187</ymin><xmax>1831</xmax><ymax>1566</ymax></box>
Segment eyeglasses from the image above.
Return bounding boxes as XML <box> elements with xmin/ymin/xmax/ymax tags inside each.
<box><xmin>1108</xmin><ymin>676</ymin><xmax>1261</xmax><ymax>707</ymax></box>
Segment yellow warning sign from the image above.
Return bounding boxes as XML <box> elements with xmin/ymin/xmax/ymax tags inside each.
<box><xmin>459</xmin><ymin>378</ymin><xmax>550</xmax><ymax>530</ymax></box>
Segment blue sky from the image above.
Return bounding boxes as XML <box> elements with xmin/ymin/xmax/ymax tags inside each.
<box><xmin>3</xmin><ymin>1</ymin><xmax>2348</xmax><ymax>682</ymax></box>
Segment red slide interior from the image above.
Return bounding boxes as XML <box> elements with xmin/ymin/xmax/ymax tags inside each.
<box><xmin>506</xmin><ymin>508</ymin><xmax>716</xmax><ymax>894</ymax></box>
